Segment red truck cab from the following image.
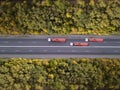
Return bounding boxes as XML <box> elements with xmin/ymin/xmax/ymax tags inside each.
<box><xmin>48</xmin><ymin>38</ymin><xmax>66</xmax><ymax>42</ymax></box>
<box><xmin>70</xmin><ymin>42</ymin><xmax>89</xmax><ymax>46</ymax></box>
<box><xmin>85</xmin><ymin>38</ymin><xmax>104</xmax><ymax>42</ymax></box>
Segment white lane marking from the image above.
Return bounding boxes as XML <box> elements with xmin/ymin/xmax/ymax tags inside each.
<box><xmin>114</xmin><ymin>50</ymin><xmax>119</xmax><ymax>52</ymax></box>
<box><xmin>29</xmin><ymin>50</ymin><xmax>33</xmax><ymax>52</ymax></box>
<box><xmin>32</xmin><ymin>41</ymin><xmax>37</xmax><ymax>43</ymax></box>
<box><xmin>43</xmin><ymin>50</ymin><xmax>48</xmax><ymax>52</ymax></box>
<box><xmin>1</xmin><ymin>50</ymin><xmax>5</xmax><ymax>52</ymax></box>
<box><xmin>3</xmin><ymin>41</ymin><xmax>9</xmax><ymax>43</ymax></box>
<box><xmin>18</xmin><ymin>41</ymin><xmax>22</xmax><ymax>43</ymax></box>
<box><xmin>104</xmin><ymin>41</ymin><xmax>120</xmax><ymax>43</ymax></box>
<box><xmin>15</xmin><ymin>50</ymin><xmax>20</xmax><ymax>52</ymax></box>
<box><xmin>57</xmin><ymin>50</ymin><xmax>61</xmax><ymax>52</ymax></box>
<box><xmin>0</xmin><ymin>46</ymin><xmax>120</xmax><ymax>48</ymax></box>
<box><xmin>71</xmin><ymin>50</ymin><xmax>76</xmax><ymax>52</ymax></box>
<box><xmin>84</xmin><ymin>50</ymin><xmax>90</xmax><ymax>52</ymax></box>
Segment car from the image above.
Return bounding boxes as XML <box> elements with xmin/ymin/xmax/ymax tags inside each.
<box><xmin>85</xmin><ymin>38</ymin><xmax>104</xmax><ymax>42</ymax></box>
<box><xmin>48</xmin><ymin>38</ymin><xmax>66</xmax><ymax>42</ymax></box>
<box><xmin>70</xmin><ymin>42</ymin><xmax>89</xmax><ymax>46</ymax></box>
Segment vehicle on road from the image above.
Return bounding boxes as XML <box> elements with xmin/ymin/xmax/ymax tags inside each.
<box><xmin>48</xmin><ymin>38</ymin><xmax>66</xmax><ymax>42</ymax></box>
<box><xmin>70</xmin><ymin>42</ymin><xmax>89</xmax><ymax>46</ymax></box>
<box><xmin>85</xmin><ymin>38</ymin><xmax>104</xmax><ymax>42</ymax></box>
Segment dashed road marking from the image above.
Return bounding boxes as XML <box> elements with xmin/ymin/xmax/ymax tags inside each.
<box><xmin>18</xmin><ymin>41</ymin><xmax>22</xmax><ymax>43</ymax></box>
<box><xmin>71</xmin><ymin>50</ymin><xmax>76</xmax><ymax>52</ymax></box>
<box><xmin>3</xmin><ymin>41</ymin><xmax>9</xmax><ymax>43</ymax></box>
<box><xmin>43</xmin><ymin>50</ymin><xmax>47</xmax><ymax>52</ymax></box>
<box><xmin>114</xmin><ymin>50</ymin><xmax>119</xmax><ymax>52</ymax></box>
<box><xmin>57</xmin><ymin>50</ymin><xmax>61</xmax><ymax>52</ymax></box>
<box><xmin>29</xmin><ymin>50</ymin><xmax>33</xmax><ymax>52</ymax></box>
<box><xmin>1</xmin><ymin>50</ymin><xmax>5</xmax><ymax>52</ymax></box>
<box><xmin>84</xmin><ymin>50</ymin><xmax>90</xmax><ymax>52</ymax></box>
<box><xmin>15</xmin><ymin>50</ymin><xmax>20</xmax><ymax>52</ymax></box>
<box><xmin>32</xmin><ymin>42</ymin><xmax>37</xmax><ymax>43</ymax></box>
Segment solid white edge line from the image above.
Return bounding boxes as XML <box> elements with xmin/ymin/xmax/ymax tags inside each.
<box><xmin>0</xmin><ymin>46</ymin><xmax>120</xmax><ymax>48</ymax></box>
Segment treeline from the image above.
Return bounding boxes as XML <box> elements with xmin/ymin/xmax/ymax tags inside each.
<box><xmin>0</xmin><ymin>58</ymin><xmax>120</xmax><ymax>90</ymax></box>
<box><xmin>0</xmin><ymin>0</ymin><xmax>120</xmax><ymax>35</ymax></box>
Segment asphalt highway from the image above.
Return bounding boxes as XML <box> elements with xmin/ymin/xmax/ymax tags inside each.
<box><xmin>0</xmin><ymin>36</ymin><xmax>120</xmax><ymax>58</ymax></box>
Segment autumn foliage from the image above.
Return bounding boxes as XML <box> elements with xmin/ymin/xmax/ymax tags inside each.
<box><xmin>0</xmin><ymin>58</ymin><xmax>120</xmax><ymax>90</ymax></box>
<box><xmin>0</xmin><ymin>0</ymin><xmax>120</xmax><ymax>35</ymax></box>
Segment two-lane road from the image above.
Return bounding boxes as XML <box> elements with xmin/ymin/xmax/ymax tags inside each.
<box><xmin>0</xmin><ymin>36</ymin><xmax>120</xmax><ymax>58</ymax></box>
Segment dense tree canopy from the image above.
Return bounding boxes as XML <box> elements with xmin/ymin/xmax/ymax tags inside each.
<box><xmin>0</xmin><ymin>58</ymin><xmax>120</xmax><ymax>90</ymax></box>
<box><xmin>0</xmin><ymin>0</ymin><xmax>120</xmax><ymax>35</ymax></box>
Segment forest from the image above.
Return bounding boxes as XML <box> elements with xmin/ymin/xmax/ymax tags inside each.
<box><xmin>0</xmin><ymin>58</ymin><xmax>120</xmax><ymax>90</ymax></box>
<box><xmin>0</xmin><ymin>0</ymin><xmax>120</xmax><ymax>35</ymax></box>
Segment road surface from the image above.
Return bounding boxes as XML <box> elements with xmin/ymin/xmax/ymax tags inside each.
<box><xmin>0</xmin><ymin>35</ymin><xmax>120</xmax><ymax>58</ymax></box>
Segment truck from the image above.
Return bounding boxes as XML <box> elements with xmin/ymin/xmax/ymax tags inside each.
<box><xmin>85</xmin><ymin>38</ymin><xmax>104</xmax><ymax>42</ymax></box>
<box><xmin>48</xmin><ymin>38</ymin><xmax>66</xmax><ymax>42</ymax></box>
<box><xmin>70</xmin><ymin>42</ymin><xmax>89</xmax><ymax>46</ymax></box>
